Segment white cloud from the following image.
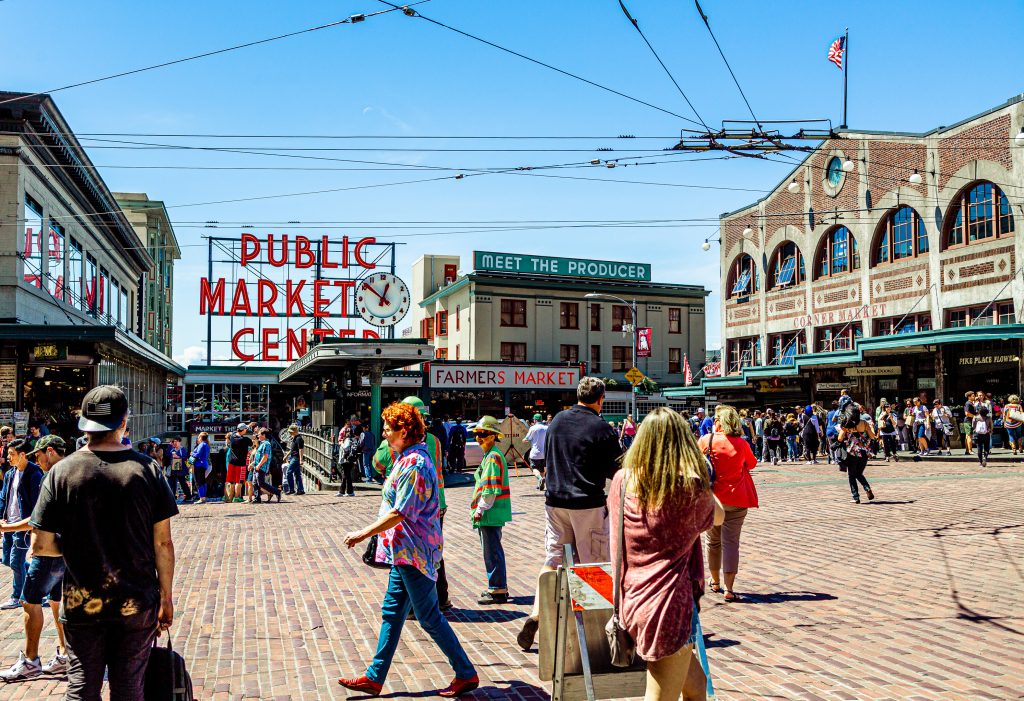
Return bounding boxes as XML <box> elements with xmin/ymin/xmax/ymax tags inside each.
<box><xmin>174</xmin><ymin>345</ymin><xmax>206</xmax><ymax>366</ymax></box>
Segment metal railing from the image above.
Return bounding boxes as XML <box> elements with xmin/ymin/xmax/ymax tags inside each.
<box><xmin>289</xmin><ymin>428</ymin><xmax>341</xmax><ymax>491</ymax></box>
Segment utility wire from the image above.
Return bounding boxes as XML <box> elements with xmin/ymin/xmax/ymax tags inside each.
<box><xmin>693</xmin><ymin>0</ymin><xmax>762</xmax><ymax>130</ymax></box>
<box><xmin>616</xmin><ymin>0</ymin><xmax>711</xmax><ymax>131</ymax></box>
<box><xmin>377</xmin><ymin>0</ymin><xmax>705</xmax><ymax>129</ymax></box>
<box><xmin>0</xmin><ymin>2</ymin><xmax>428</xmax><ymax>107</ymax></box>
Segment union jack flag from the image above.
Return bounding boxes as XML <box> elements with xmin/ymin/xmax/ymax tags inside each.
<box><xmin>828</xmin><ymin>35</ymin><xmax>846</xmax><ymax>70</ymax></box>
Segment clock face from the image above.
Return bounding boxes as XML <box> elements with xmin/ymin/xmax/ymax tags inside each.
<box><xmin>356</xmin><ymin>272</ymin><xmax>410</xmax><ymax>328</ymax></box>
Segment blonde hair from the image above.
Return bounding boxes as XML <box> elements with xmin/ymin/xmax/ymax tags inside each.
<box><xmin>623</xmin><ymin>407</ymin><xmax>711</xmax><ymax>510</ymax></box>
<box><xmin>714</xmin><ymin>404</ymin><xmax>742</xmax><ymax>437</ymax></box>
<box><xmin>1010</xmin><ymin>394</ymin><xmax>1020</xmax><ymax>404</ymax></box>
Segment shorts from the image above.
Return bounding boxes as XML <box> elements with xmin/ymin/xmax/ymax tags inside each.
<box><xmin>530</xmin><ymin>458</ymin><xmax>546</xmax><ymax>471</ymax></box>
<box><xmin>226</xmin><ymin>463</ymin><xmax>247</xmax><ymax>483</ymax></box>
<box><xmin>543</xmin><ymin>505</ymin><xmax>610</xmax><ymax>567</ymax></box>
<box><xmin>915</xmin><ymin>423</ymin><xmax>927</xmax><ymax>439</ymax></box>
<box><xmin>22</xmin><ymin>555</ymin><xmax>65</xmax><ymax>605</ymax></box>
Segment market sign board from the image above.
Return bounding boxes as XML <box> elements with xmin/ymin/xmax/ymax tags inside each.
<box><xmin>844</xmin><ymin>365</ymin><xmax>901</xmax><ymax>377</ymax></box>
<box><xmin>473</xmin><ymin>251</ymin><xmax>651</xmax><ymax>282</ymax></box>
<box><xmin>429</xmin><ymin>363</ymin><xmax>582</xmax><ymax>390</ymax></box>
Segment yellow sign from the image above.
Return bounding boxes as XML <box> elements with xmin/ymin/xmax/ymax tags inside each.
<box><xmin>625</xmin><ymin>367</ymin><xmax>645</xmax><ymax>386</ymax></box>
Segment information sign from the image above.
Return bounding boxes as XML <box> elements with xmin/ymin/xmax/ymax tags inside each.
<box><xmin>0</xmin><ymin>362</ymin><xmax>16</xmax><ymax>402</ymax></box>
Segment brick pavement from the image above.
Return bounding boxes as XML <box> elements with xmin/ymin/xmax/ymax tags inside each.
<box><xmin>0</xmin><ymin>455</ymin><xmax>1021</xmax><ymax>700</ymax></box>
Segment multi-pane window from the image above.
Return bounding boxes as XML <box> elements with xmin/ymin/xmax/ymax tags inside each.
<box><xmin>590</xmin><ymin>345</ymin><xmax>601</xmax><ymax>373</ymax></box>
<box><xmin>612</xmin><ymin>346</ymin><xmax>631</xmax><ymax>372</ymax></box>
<box><xmin>946</xmin><ymin>301</ymin><xmax>1015</xmax><ymax>328</ymax></box>
<box><xmin>668</xmin><ymin>348</ymin><xmax>682</xmax><ymax>374</ymax></box>
<box><xmin>668</xmin><ymin>308</ymin><xmax>682</xmax><ymax>334</ymax></box>
<box><xmin>560</xmin><ymin>302</ymin><xmax>579</xmax><ymax>329</ymax></box>
<box><xmin>455</xmin><ymin>305</ymin><xmax>461</xmax><ymax>331</ymax></box>
<box><xmin>875</xmin><ymin>313</ymin><xmax>933</xmax><ymax>335</ymax></box>
<box><xmin>436</xmin><ymin>310</ymin><xmax>448</xmax><ymax>336</ymax></box>
<box><xmin>816</xmin><ymin>322</ymin><xmax>863</xmax><ymax>352</ymax></box>
<box><xmin>768</xmin><ymin>331</ymin><xmax>807</xmax><ymax>365</ymax></box>
<box><xmin>727</xmin><ymin>336</ymin><xmax>760</xmax><ymax>373</ymax></box>
<box><xmin>68</xmin><ymin>239</ymin><xmax>83</xmax><ymax>310</ymax></box>
<box><xmin>560</xmin><ymin>344</ymin><xmax>579</xmax><ymax>363</ymax></box>
<box><xmin>22</xmin><ymin>195</ymin><xmax>44</xmax><ymax>289</ymax></box>
<box><xmin>500</xmin><ymin>342</ymin><xmax>527</xmax><ymax>363</ymax></box>
<box><xmin>816</xmin><ymin>227</ymin><xmax>860</xmax><ymax>278</ymax></box>
<box><xmin>946</xmin><ymin>182</ymin><xmax>1015</xmax><ymax>248</ymax></box>
<box><xmin>768</xmin><ymin>242</ymin><xmax>805</xmax><ymax>289</ymax></box>
<box><xmin>112</xmin><ymin>280</ymin><xmax>121</xmax><ymax>325</ymax></box>
<box><xmin>420</xmin><ymin>317</ymin><xmax>434</xmax><ymax>339</ymax></box>
<box><xmin>435</xmin><ymin>348</ymin><xmax>448</xmax><ymax>359</ymax></box>
<box><xmin>728</xmin><ymin>254</ymin><xmax>758</xmax><ymax>298</ymax></box>
<box><xmin>590</xmin><ymin>304</ymin><xmax>601</xmax><ymax>331</ymax></box>
<box><xmin>500</xmin><ymin>299</ymin><xmax>527</xmax><ymax>327</ymax></box>
<box><xmin>876</xmin><ymin>206</ymin><xmax>928</xmax><ymax>265</ymax></box>
<box><xmin>612</xmin><ymin>305</ymin><xmax>633</xmax><ymax>332</ymax></box>
<box><xmin>47</xmin><ymin>220</ymin><xmax>65</xmax><ymax>301</ymax></box>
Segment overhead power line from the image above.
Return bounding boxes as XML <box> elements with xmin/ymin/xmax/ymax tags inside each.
<box><xmin>377</xmin><ymin>0</ymin><xmax>705</xmax><ymax>130</ymax></box>
<box><xmin>0</xmin><ymin>1</ymin><xmax>429</xmax><ymax>107</ymax></box>
<box><xmin>617</xmin><ymin>0</ymin><xmax>710</xmax><ymax>131</ymax></box>
<box><xmin>693</xmin><ymin>0</ymin><xmax>763</xmax><ymax>130</ymax></box>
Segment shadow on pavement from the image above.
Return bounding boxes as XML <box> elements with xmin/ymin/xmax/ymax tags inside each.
<box><xmin>703</xmin><ymin>634</ymin><xmax>741</xmax><ymax>649</ymax></box>
<box><xmin>447</xmin><ymin>608</ymin><xmax>529</xmax><ymax>623</ymax></box>
<box><xmin>867</xmin><ymin>499</ymin><xmax>917</xmax><ymax>505</ymax></box>
<box><xmin>727</xmin><ymin>591</ymin><xmax>838</xmax><ymax>605</ymax></box>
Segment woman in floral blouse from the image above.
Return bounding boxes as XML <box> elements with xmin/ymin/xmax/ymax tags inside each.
<box><xmin>339</xmin><ymin>402</ymin><xmax>478</xmax><ymax>697</ymax></box>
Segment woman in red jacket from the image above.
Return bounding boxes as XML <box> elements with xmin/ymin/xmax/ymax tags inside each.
<box><xmin>697</xmin><ymin>404</ymin><xmax>759</xmax><ymax>602</ymax></box>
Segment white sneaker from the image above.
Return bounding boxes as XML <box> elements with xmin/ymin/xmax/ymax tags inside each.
<box><xmin>0</xmin><ymin>597</ymin><xmax>21</xmax><ymax>610</ymax></box>
<box><xmin>42</xmin><ymin>650</ymin><xmax>68</xmax><ymax>675</ymax></box>
<box><xmin>0</xmin><ymin>652</ymin><xmax>42</xmax><ymax>681</ymax></box>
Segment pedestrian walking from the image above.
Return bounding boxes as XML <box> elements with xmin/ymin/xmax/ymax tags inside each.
<box><xmin>912</xmin><ymin>397</ymin><xmax>931</xmax><ymax>456</ymax></box>
<box><xmin>1002</xmin><ymin>394</ymin><xmax>1023</xmax><ymax>455</ymax></box>
<box><xmin>29</xmin><ymin>385</ymin><xmax>178</xmax><ymax>699</ymax></box>
<box><xmin>932</xmin><ymin>400</ymin><xmax>954</xmax><ymax>456</ymax></box>
<box><xmin>252</xmin><ymin>428</ymin><xmax>282</xmax><ymax>503</ymax></box>
<box><xmin>0</xmin><ymin>439</ymin><xmax>43</xmax><ymax>610</ymax></box>
<box><xmin>836</xmin><ymin>407</ymin><xmax>877</xmax><ymax>504</ymax></box>
<box><xmin>761</xmin><ymin>409</ymin><xmax>783</xmax><ymax>464</ymax></box>
<box><xmin>337</xmin><ymin>425</ymin><xmax>360</xmax><ymax>497</ymax></box>
<box><xmin>753</xmin><ymin>410</ymin><xmax>764</xmax><ymax>461</ymax></box>
<box><xmin>470</xmin><ymin>416</ymin><xmax>512</xmax><ymax>605</ymax></box>
<box><xmin>608</xmin><ymin>407</ymin><xmax>724</xmax><ymax>701</ymax></box>
<box><xmin>339</xmin><ymin>401</ymin><xmax>478</xmax><ymax>698</ymax></box>
<box><xmin>360</xmin><ymin>424</ymin><xmax>378</xmax><ymax>482</ymax></box>
<box><xmin>225</xmin><ymin>424</ymin><xmax>251</xmax><ymax>503</ymax></box>
<box><xmin>698</xmin><ymin>405</ymin><xmax>758</xmax><ymax>602</ymax></box>
<box><xmin>446</xmin><ymin>419</ymin><xmax>467</xmax><ymax>474</ymax></box>
<box><xmin>619</xmin><ymin>414</ymin><xmax>637</xmax><ymax>449</ymax></box>
<box><xmin>0</xmin><ymin>435</ymin><xmax>69</xmax><ymax>681</ymax></box>
<box><xmin>517</xmin><ymin>377</ymin><xmax>621</xmax><ymax>651</ymax></box>
<box><xmin>284</xmin><ymin>424</ymin><xmax>306</xmax><ymax>495</ymax></box>
<box><xmin>784</xmin><ymin>413</ymin><xmax>800</xmax><ymax>463</ymax></box>
<box><xmin>878</xmin><ymin>405</ymin><xmax>900</xmax><ymax>462</ymax></box>
<box><xmin>524</xmin><ymin>413</ymin><xmax>548</xmax><ymax>490</ymax></box>
<box><xmin>189</xmin><ymin>432</ymin><xmax>211</xmax><ymax>503</ymax></box>
<box><xmin>973</xmin><ymin>405</ymin><xmax>993</xmax><ymax>467</ymax></box>
<box><xmin>696</xmin><ymin>408</ymin><xmax>714</xmax><ymax>437</ymax></box>
<box><xmin>801</xmin><ymin>406</ymin><xmax>822</xmax><ymax>464</ymax></box>
<box><xmin>165</xmin><ymin>437</ymin><xmax>192</xmax><ymax>502</ymax></box>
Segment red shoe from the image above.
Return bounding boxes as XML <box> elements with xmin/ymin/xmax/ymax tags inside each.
<box><xmin>439</xmin><ymin>674</ymin><xmax>480</xmax><ymax>697</ymax></box>
<box><xmin>338</xmin><ymin>675</ymin><xmax>383</xmax><ymax>696</ymax></box>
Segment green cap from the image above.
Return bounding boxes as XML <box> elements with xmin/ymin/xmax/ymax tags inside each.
<box><xmin>29</xmin><ymin>434</ymin><xmax>67</xmax><ymax>455</ymax></box>
<box><xmin>533</xmin><ymin>413</ymin><xmax>543</xmax><ymax>421</ymax></box>
<box><xmin>401</xmin><ymin>396</ymin><xmax>428</xmax><ymax>415</ymax></box>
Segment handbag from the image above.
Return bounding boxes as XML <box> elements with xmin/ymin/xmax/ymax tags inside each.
<box><xmin>144</xmin><ymin>635</ymin><xmax>194</xmax><ymax>701</ymax></box>
<box><xmin>605</xmin><ymin>477</ymin><xmax>637</xmax><ymax>667</ymax></box>
<box><xmin>361</xmin><ymin>534</ymin><xmax>391</xmax><ymax>570</ymax></box>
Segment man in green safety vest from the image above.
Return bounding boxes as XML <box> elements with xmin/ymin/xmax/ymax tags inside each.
<box><xmin>371</xmin><ymin>397</ymin><xmax>451</xmax><ymax>610</ymax></box>
<box><xmin>470</xmin><ymin>416</ymin><xmax>511</xmax><ymax>605</ymax></box>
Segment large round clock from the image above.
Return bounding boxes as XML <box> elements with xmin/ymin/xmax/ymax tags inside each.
<box><xmin>357</xmin><ymin>272</ymin><xmax>410</xmax><ymax>327</ymax></box>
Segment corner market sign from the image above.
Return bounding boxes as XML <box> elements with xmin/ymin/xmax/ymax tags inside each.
<box><xmin>474</xmin><ymin>251</ymin><xmax>651</xmax><ymax>282</ymax></box>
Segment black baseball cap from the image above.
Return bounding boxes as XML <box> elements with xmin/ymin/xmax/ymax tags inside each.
<box><xmin>78</xmin><ymin>385</ymin><xmax>129</xmax><ymax>432</ymax></box>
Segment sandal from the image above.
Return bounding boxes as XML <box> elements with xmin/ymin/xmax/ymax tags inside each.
<box><xmin>723</xmin><ymin>591</ymin><xmax>742</xmax><ymax>602</ymax></box>
<box><xmin>708</xmin><ymin>580</ymin><xmax>722</xmax><ymax>593</ymax></box>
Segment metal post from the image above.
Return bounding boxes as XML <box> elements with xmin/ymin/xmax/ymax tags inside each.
<box><xmin>206</xmin><ymin>237</ymin><xmax>212</xmax><ymax>366</ymax></box>
<box><xmin>369</xmin><ymin>364</ymin><xmax>383</xmax><ymax>440</ymax></box>
<box><xmin>841</xmin><ymin>28</ymin><xmax>849</xmax><ymax>129</ymax></box>
<box><xmin>630</xmin><ymin>299</ymin><xmax>638</xmax><ymax>421</ymax></box>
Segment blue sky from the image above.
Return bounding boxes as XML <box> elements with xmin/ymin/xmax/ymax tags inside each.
<box><xmin>3</xmin><ymin>0</ymin><xmax>1022</xmax><ymax>363</ymax></box>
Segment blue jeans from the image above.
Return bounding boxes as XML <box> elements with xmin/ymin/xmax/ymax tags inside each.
<box><xmin>362</xmin><ymin>453</ymin><xmax>374</xmax><ymax>481</ymax></box>
<box><xmin>2</xmin><ymin>532</ymin><xmax>28</xmax><ymax>600</ymax></box>
<box><xmin>786</xmin><ymin>435</ymin><xmax>799</xmax><ymax>460</ymax></box>
<box><xmin>285</xmin><ymin>456</ymin><xmax>305</xmax><ymax>493</ymax></box>
<box><xmin>366</xmin><ymin>565</ymin><xmax>475</xmax><ymax>684</ymax></box>
<box><xmin>478</xmin><ymin>525</ymin><xmax>507</xmax><ymax>591</ymax></box>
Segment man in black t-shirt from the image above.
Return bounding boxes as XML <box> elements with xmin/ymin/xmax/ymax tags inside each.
<box><xmin>284</xmin><ymin>424</ymin><xmax>306</xmax><ymax>495</ymax></box>
<box><xmin>226</xmin><ymin>424</ymin><xmax>252</xmax><ymax>503</ymax></box>
<box><xmin>30</xmin><ymin>385</ymin><xmax>178</xmax><ymax>700</ymax></box>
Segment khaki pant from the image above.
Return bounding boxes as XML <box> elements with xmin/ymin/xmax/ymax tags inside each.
<box><xmin>543</xmin><ymin>505</ymin><xmax>609</xmax><ymax>567</ymax></box>
<box><xmin>705</xmin><ymin>505</ymin><xmax>748</xmax><ymax>575</ymax></box>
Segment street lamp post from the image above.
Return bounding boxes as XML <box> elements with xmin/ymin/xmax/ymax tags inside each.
<box><xmin>585</xmin><ymin>292</ymin><xmax>638</xmax><ymax>421</ymax></box>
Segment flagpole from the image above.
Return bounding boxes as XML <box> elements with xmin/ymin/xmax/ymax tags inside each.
<box><xmin>841</xmin><ymin>27</ymin><xmax>849</xmax><ymax>128</ymax></box>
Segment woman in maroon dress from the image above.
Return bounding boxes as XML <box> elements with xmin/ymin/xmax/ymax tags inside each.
<box><xmin>608</xmin><ymin>407</ymin><xmax>724</xmax><ymax>701</ymax></box>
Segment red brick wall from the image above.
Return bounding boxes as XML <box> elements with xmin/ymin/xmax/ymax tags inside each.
<box><xmin>810</xmin><ymin>138</ymin><xmax>860</xmax><ymax>215</ymax></box>
<box><xmin>938</xmin><ymin>115</ymin><xmax>1012</xmax><ymax>191</ymax></box>
<box><xmin>867</xmin><ymin>141</ymin><xmax>927</xmax><ymax>198</ymax></box>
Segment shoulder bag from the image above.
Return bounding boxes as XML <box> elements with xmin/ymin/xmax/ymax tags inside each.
<box><xmin>605</xmin><ymin>476</ymin><xmax>637</xmax><ymax>667</ymax></box>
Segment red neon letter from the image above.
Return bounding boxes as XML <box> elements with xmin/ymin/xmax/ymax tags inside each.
<box><xmin>285</xmin><ymin>327</ymin><xmax>308</xmax><ymax>360</ymax></box>
<box><xmin>231</xmin><ymin>328</ymin><xmax>256</xmax><ymax>361</ymax></box>
<box><xmin>285</xmin><ymin>280</ymin><xmax>306</xmax><ymax>315</ymax></box>
<box><xmin>199</xmin><ymin>277</ymin><xmax>225</xmax><ymax>315</ymax></box>
<box><xmin>362</xmin><ymin>329</ymin><xmax>380</xmax><ymax>339</ymax></box>
<box><xmin>320</xmin><ymin>236</ymin><xmax>339</xmax><ymax>269</ymax></box>
<box><xmin>257</xmin><ymin>280</ymin><xmax>278</xmax><ymax>316</ymax></box>
<box><xmin>354</xmin><ymin>237</ymin><xmax>377</xmax><ymax>269</ymax></box>
<box><xmin>310</xmin><ymin>328</ymin><xmax>332</xmax><ymax>343</ymax></box>
<box><xmin>333</xmin><ymin>280</ymin><xmax>355</xmax><ymax>316</ymax></box>
<box><xmin>240</xmin><ymin>233</ymin><xmax>260</xmax><ymax>266</ymax></box>
<box><xmin>313</xmin><ymin>279</ymin><xmax>331</xmax><ymax>317</ymax></box>
<box><xmin>262</xmin><ymin>328</ymin><xmax>280</xmax><ymax>361</ymax></box>
<box><xmin>295</xmin><ymin>236</ymin><xmax>315</xmax><ymax>269</ymax></box>
<box><xmin>230</xmin><ymin>280</ymin><xmax>253</xmax><ymax>316</ymax></box>
<box><xmin>267</xmin><ymin>234</ymin><xmax>288</xmax><ymax>267</ymax></box>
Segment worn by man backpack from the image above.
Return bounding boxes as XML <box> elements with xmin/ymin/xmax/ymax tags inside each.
<box><xmin>144</xmin><ymin>636</ymin><xmax>194</xmax><ymax>701</ymax></box>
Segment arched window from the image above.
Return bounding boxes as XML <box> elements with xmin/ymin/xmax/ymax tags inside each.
<box><xmin>815</xmin><ymin>226</ymin><xmax>859</xmax><ymax>279</ymax></box>
<box><xmin>767</xmin><ymin>241</ymin><xmax>805</xmax><ymax>289</ymax></box>
<box><xmin>875</xmin><ymin>206</ymin><xmax>928</xmax><ymax>265</ymax></box>
<box><xmin>945</xmin><ymin>181</ymin><xmax>1015</xmax><ymax>248</ymax></box>
<box><xmin>727</xmin><ymin>254</ymin><xmax>758</xmax><ymax>299</ymax></box>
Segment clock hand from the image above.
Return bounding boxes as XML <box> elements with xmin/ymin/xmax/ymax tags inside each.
<box><xmin>362</xmin><ymin>282</ymin><xmax>385</xmax><ymax>303</ymax></box>
<box><xmin>378</xmin><ymin>283</ymin><xmax>391</xmax><ymax>307</ymax></box>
